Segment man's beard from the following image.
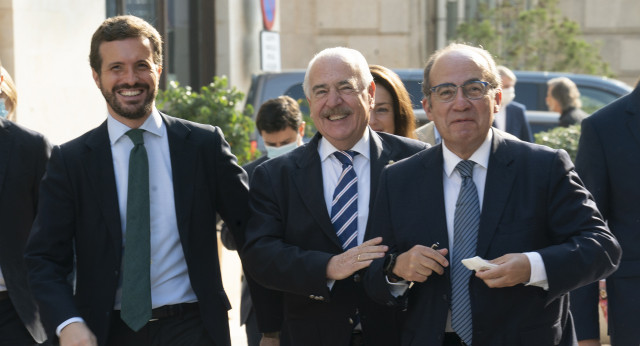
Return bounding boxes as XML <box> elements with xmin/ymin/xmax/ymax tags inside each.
<box><xmin>100</xmin><ymin>82</ymin><xmax>156</xmax><ymax>120</ymax></box>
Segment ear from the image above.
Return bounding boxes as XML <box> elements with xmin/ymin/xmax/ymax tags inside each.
<box><xmin>298</xmin><ymin>122</ymin><xmax>306</xmax><ymax>137</ymax></box>
<box><xmin>156</xmin><ymin>64</ymin><xmax>163</xmax><ymax>75</ymax></box>
<box><xmin>493</xmin><ymin>88</ymin><xmax>502</xmax><ymax>113</ymax></box>
<box><xmin>422</xmin><ymin>98</ymin><xmax>434</xmax><ymax>121</ymax></box>
<box><xmin>368</xmin><ymin>81</ymin><xmax>376</xmax><ymax>109</ymax></box>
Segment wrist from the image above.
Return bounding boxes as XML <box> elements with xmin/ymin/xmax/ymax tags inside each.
<box><xmin>263</xmin><ymin>331</ymin><xmax>280</xmax><ymax>339</ymax></box>
<box><xmin>383</xmin><ymin>253</ymin><xmax>403</xmax><ymax>282</ymax></box>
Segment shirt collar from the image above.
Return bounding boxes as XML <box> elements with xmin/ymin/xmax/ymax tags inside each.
<box><xmin>107</xmin><ymin>108</ymin><xmax>164</xmax><ymax>145</ymax></box>
<box><xmin>318</xmin><ymin>127</ymin><xmax>371</xmax><ymax>162</ymax></box>
<box><xmin>442</xmin><ymin>128</ymin><xmax>492</xmax><ymax>177</ymax></box>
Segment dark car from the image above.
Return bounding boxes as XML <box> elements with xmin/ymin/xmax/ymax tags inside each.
<box><xmin>245</xmin><ymin>69</ymin><xmax>631</xmax><ymax>149</ymax></box>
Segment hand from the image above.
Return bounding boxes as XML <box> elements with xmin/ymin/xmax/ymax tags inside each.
<box><xmin>475</xmin><ymin>253</ymin><xmax>531</xmax><ymax>288</ymax></box>
<box><xmin>326</xmin><ymin>237</ymin><xmax>388</xmax><ymax>280</ymax></box>
<box><xmin>260</xmin><ymin>333</ymin><xmax>280</xmax><ymax>346</ymax></box>
<box><xmin>59</xmin><ymin>322</ymin><xmax>97</xmax><ymax>346</ymax></box>
<box><xmin>393</xmin><ymin>245</ymin><xmax>449</xmax><ymax>282</ymax></box>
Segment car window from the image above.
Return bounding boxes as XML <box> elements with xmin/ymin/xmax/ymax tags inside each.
<box><xmin>579</xmin><ymin>87</ymin><xmax>621</xmax><ymax>114</ymax></box>
<box><xmin>514</xmin><ymin>82</ymin><xmax>540</xmax><ymax>111</ymax></box>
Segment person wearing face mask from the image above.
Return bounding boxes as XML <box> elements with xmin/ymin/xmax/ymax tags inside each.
<box><xmin>0</xmin><ymin>65</ymin><xmax>18</xmax><ymax>121</ymax></box>
<box><xmin>220</xmin><ymin>95</ymin><xmax>305</xmax><ymax>346</ymax></box>
<box><xmin>494</xmin><ymin>66</ymin><xmax>533</xmax><ymax>142</ymax></box>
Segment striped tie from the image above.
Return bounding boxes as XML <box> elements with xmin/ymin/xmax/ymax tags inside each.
<box><xmin>331</xmin><ymin>151</ymin><xmax>358</xmax><ymax>250</ymax></box>
<box><xmin>451</xmin><ymin>160</ymin><xmax>480</xmax><ymax>346</ymax></box>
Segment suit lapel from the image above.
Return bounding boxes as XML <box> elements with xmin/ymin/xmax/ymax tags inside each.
<box><xmin>83</xmin><ymin>121</ymin><xmax>124</xmax><ymax>259</ymax></box>
<box><xmin>292</xmin><ymin>134</ymin><xmax>342</xmax><ymax>249</ymax></box>
<box><xmin>368</xmin><ymin>129</ymin><xmax>390</xmax><ymax>215</ymax></box>
<box><xmin>476</xmin><ymin>131</ymin><xmax>516</xmax><ymax>258</ymax></box>
<box><xmin>0</xmin><ymin>121</ymin><xmax>13</xmax><ymax>197</ymax></box>
<box><xmin>164</xmin><ymin>115</ymin><xmax>196</xmax><ymax>244</ymax></box>
<box><xmin>420</xmin><ymin>148</ymin><xmax>450</xmax><ymax>251</ymax></box>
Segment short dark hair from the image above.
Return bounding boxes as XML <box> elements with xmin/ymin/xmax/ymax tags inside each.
<box><xmin>89</xmin><ymin>15</ymin><xmax>163</xmax><ymax>74</ymax></box>
<box><xmin>256</xmin><ymin>96</ymin><xmax>303</xmax><ymax>134</ymax></box>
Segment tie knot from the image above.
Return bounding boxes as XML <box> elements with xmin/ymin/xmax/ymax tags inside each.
<box><xmin>456</xmin><ymin>160</ymin><xmax>476</xmax><ymax>178</ymax></box>
<box><xmin>126</xmin><ymin>129</ymin><xmax>145</xmax><ymax>146</ymax></box>
<box><xmin>334</xmin><ymin>150</ymin><xmax>358</xmax><ymax>166</ymax></box>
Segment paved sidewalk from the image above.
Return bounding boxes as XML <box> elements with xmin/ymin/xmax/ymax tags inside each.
<box><xmin>219</xmin><ymin>240</ymin><xmax>247</xmax><ymax>346</ymax></box>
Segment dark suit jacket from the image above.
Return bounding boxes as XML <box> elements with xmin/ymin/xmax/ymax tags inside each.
<box><xmin>365</xmin><ymin>129</ymin><xmax>621</xmax><ymax>346</ymax></box>
<box><xmin>559</xmin><ymin>107</ymin><xmax>588</xmax><ymax>127</ymax></box>
<box><xmin>505</xmin><ymin>101</ymin><xmax>533</xmax><ymax>142</ymax></box>
<box><xmin>24</xmin><ymin>113</ymin><xmax>250</xmax><ymax>346</ymax></box>
<box><xmin>572</xmin><ymin>85</ymin><xmax>640</xmax><ymax>344</ymax></box>
<box><xmin>242</xmin><ymin>129</ymin><xmax>427</xmax><ymax>346</ymax></box>
<box><xmin>0</xmin><ymin>118</ymin><xmax>49</xmax><ymax>343</ymax></box>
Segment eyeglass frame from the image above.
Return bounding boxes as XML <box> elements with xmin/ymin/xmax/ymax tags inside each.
<box><xmin>428</xmin><ymin>80</ymin><xmax>493</xmax><ymax>103</ymax></box>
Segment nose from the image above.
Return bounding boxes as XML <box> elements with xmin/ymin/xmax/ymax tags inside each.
<box><xmin>123</xmin><ymin>66</ymin><xmax>139</xmax><ymax>85</ymax></box>
<box><xmin>451</xmin><ymin>87</ymin><xmax>470</xmax><ymax>110</ymax></box>
<box><xmin>326</xmin><ymin>88</ymin><xmax>343</xmax><ymax>108</ymax></box>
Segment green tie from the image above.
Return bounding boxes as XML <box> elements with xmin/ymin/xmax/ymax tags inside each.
<box><xmin>120</xmin><ymin>129</ymin><xmax>152</xmax><ymax>331</ymax></box>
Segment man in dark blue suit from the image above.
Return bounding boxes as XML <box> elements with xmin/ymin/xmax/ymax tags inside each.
<box><xmin>25</xmin><ymin>16</ymin><xmax>249</xmax><ymax>346</ymax></box>
<box><xmin>242</xmin><ymin>47</ymin><xmax>428</xmax><ymax>346</ymax></box>
<box><xmin>494</xmin><ymin>66</ymin><xmax>533</xmax><ymax>142</ymax></box>
<box><xmin>571</xmin><ymin>80</ymin><xmax>640</xmax><ymax>346</ymax></box>
<box><xmin>364</xmin><ymin>43</ymin><xmax>620</xmax><ymax>346</ymax></box>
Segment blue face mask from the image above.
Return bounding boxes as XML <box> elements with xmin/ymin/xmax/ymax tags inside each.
<box><xmin>265</xmin><ymin>140</ymin><xmax>299</xmax><ymax>159</ymax></box>
<box><xmin>0</xmin><ymin>98</ymin><xmax>8</xmax><ymax>119</ymax></box>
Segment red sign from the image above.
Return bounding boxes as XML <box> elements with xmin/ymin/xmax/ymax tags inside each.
<box><xmin>261</xmin><ymin>0</ymin><xmax>276</xmax><ymax>31</ymax></box>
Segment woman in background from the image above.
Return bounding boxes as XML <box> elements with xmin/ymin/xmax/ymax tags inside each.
<box><xmin>369</xmin><ymin>64</ymin><xmax>416</xmax><ymax>138</ymax></box>
<box><xmin>0</xmin><ymin>65</ymin><xmax>18</xmax><ymax>121</ymax></box>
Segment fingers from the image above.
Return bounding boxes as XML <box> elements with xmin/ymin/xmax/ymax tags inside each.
<box><xmin>475</xmin><ymin>253</ymin><xmax>531</xmax><ymax>288</ymax></box>
<box><xmin>394</xmin><ymin>245</ymin><xmax>449</xmax><ymax>282</ymax></box>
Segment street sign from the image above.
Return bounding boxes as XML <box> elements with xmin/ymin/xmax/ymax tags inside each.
<box><xmin>260</xmin><ymin>30</ymin><xmax>281</xmax><ymax>72</ymax></box>
<box><xmin>260</xmin><ymin>0</ymin><xmax>276</xmax><ymax>31</ymax></box>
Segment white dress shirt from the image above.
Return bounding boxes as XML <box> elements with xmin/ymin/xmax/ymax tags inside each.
<box><xmin>57</xmin><ymin>109</ymin><xmax>197</xmax><ymax>335</ymax></box>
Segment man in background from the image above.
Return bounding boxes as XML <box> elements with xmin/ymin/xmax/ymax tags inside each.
<box><xmin>571</xmin><ymin>78</ymin><xmax>640</xmax><ymax>346</ymax></box>
<box><xmin>221</xmin><ymin>95</ymin><xmax>305</xmax><ymax>346</ymax></box>
<box><xmin>495</xmin><ymin>66</ymin><xmax>533</xmax><ymax>142</ymax></box>
<box><xmin>0</xmin><ymin>60</ymin><xmax>50</xmax><ymax>345</ymax></box>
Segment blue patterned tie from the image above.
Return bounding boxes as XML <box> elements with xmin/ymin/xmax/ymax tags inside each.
<box><xmin>451</xmin><ymin>160</ymin><xmax>480</xmax><ymax>346</ymax></box>
<box><xmin>120</xmin><ymin>129</ymin><xmax>152</xmax><ymax>331</ymax></box>
<box><xmin>331</xmin><ymin>151</ymin><xmax>359</xmax><ymax>250</ymax></box>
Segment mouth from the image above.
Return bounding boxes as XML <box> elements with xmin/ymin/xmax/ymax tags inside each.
<box><xmin>321</xmin><ymin>106</ymin><xmax>352</xmax><ymax>121</ymax></box>
<box><xmin>114</xmin><ymin>84</ymin><xmax>148</xmax><ymax>99</ymax></box>
<box><xmin>118</xmin><ymin>89</ymin><xmax>143</xmax><ymax>97</ymax></box>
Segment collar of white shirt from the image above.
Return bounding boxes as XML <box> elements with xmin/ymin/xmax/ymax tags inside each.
<box><xmin>107</xmin><ymin>108</ymin><xmax>164</xmax><ymax>144</ymax></box>
<box><xmin>442</xmin><ymin>128</ymin><xmax>493</xmax><ymax>178</ymax></box>
<box><xmin>317</xmin><ymin>127</ymin><xmax>371</xmax><ymax>163</ymax></box>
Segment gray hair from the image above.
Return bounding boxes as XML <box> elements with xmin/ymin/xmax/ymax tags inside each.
<box><xmin>497</xmin><ymin>65</ymin><xmax>517</xmax><ymax>83</ymax></box>
<box><xmin>547</xmin><ymin>77</ymin><xmax>582</xmax><ymax>110</ymax></box>
<box><xmin>302</xmin><ymin>47</ymin><xmax>373</xmax><ymax>98</ymax></box>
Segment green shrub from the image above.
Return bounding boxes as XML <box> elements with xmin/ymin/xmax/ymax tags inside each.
<box><xmin>156</xmin><ymin>77</ymin><xmax>255</xmax><ymax>165</ymax></box>
<box><xmin>534</xmin><ymin>124</ymin><xmax>581</xmax><ymax>162</ymax></box>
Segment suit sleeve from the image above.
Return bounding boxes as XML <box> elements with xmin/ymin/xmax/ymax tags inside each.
<box><xmin>24</xmin><ymin>146</ymin><xmax>80</xmax><ymax>336</ymax></box>
<box><xmin>242</xmin><ymin>163</ymin><xmax>333</xmax><ymax>297</ymax></box>
<box><xmin>210</xmin><ymin>126</ymin><xmax>250</xmax><ymax>250</ymax></box>
<box><xmin>570</xmin><ymin>117</ymin><xmax>609</xmax><ymax>340</ymax></box>
<box><xmin>537</xmin><ymin>149</ymin><xmax>620</xmax><ymax>302</ymax></box>
<box><xmin>363</xmin><ymin>167</ymin><xmax>406</xmax><ymax>308</ymax></box>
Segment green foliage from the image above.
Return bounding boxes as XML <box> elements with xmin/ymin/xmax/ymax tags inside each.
<box><xmin>156</xmin><ymin>77</ymin><xmax>255</xmax><ymax>165</ymax></box>
<box><xmin>296</xmin><ymin>98</ymin><xmax>317</xmax><ymax>138</ymax></box>
<box><xmin>534</xmin><ymin>124</ymin><xmax>581</xmax><ymax>161</ymax></box>
<box><xmin>454</xmin><ymin>0</ymin><xmax>613</xmax><ymax>76</ymax></box>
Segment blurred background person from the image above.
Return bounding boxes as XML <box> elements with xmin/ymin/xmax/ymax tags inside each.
<box><xmin>495</xmin><ymin>66</ymin><xmax>533</xmax><ymax>142</ymax></box>
<box><xmin>571</xmin><ymin>77</ymin><xmax>640</xmax><ymax>346</ymax></box>
<box><xmin>0</xmin><ymin>60</ymin><xmax>50</xmax><ymax>345</ymax></box>
<box><xmin>547</xmin><ymin>77</ymin><xmax>588</xmax><ymax>127</ymax></box>
<box><xmin>0</xmin><ymin>65</ymin><xmax>18</xmax><ymax>121</ymax></box>
<box><xmin>221</xmin><ymin>95</ymin><xmax>305</xmax><ymax>346</ymax></box>
<box><xmin>369</xmin><ymin>65</ymin><xmax>417</xmax><ymax>139</ymax></box>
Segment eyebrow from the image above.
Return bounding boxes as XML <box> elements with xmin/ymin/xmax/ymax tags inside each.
<box><xmin>311</xmin><ymin>79</ymin><xmax>356</xmax><ymax>92</ymax></box>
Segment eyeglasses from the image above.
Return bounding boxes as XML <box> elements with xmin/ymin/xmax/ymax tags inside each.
<box><xmin>429</xmin><ymin>80</ymin><xmax>491</xmax><ymax>103</ymax></box>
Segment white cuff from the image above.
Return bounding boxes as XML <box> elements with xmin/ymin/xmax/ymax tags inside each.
<box><xmin>56</xmin><ymin>317</ymin><xmax>85</xmax><ymax>336</ymax></box>
<box><xmin>524</xmin><ymin>252</ymin><xmax>549</xmax><ymax>290</ymax></box>
<box><xmin>386</xmin><ymin>276</ymin><xmax>409</xmax><ymax>297</ymax></box>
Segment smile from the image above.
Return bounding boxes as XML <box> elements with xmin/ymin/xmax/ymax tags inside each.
<box><xmin>328</xmin><ymin>113</ymin><xmax>349</xmax><ymax>121</ymax></box>
<box><xmin>118</xmin><ymin>89</ymin><xmax>143</xmax><ymax>97</ymax></box>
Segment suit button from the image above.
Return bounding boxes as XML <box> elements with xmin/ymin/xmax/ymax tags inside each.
<box><xmin>317</xmin><ymin>296</ymin><xmax>325</xmax><ymax>301</ymax></box>
<box><xmin>348</xmin><ymin>318</ymin><xmax>354</xmax><ymax>325</ymax></box>
<box><xmin>309</xmin><ymin>295</ymin><xmax>315</xmax><ymax>299</ymax></box>
<box><xmin>353</xmin><ymin>274</ymin><xmax>361</xmax><ymax>282</ymax></box>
